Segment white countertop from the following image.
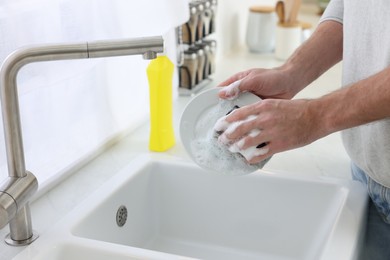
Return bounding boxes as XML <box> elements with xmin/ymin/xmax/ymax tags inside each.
<box><xmin>0</xmin><ymin>10</ymin><xmax>349</xmax><ymax>260</ymax></box>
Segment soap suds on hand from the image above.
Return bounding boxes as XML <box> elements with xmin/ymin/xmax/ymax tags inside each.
<box><xmin>219</xmin><ymin>79</ymin><xmax>243</xmax><ymax>100</ymax></box>
<box><xmin>190</xmin><ymin>99</ymin><xmax>269</xmax><ymax>176</ymax></box>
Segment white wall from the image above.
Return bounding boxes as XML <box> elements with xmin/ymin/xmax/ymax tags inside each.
<box><xmin>0</xmin><ymin>0</ymin><xmax>189</xmax><ymax>190</ymax></box>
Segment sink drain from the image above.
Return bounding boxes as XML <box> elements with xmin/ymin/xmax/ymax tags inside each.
<box><xmin>116</xmin><ymin>205</ymin><xmax>128</xmax><ymax>227</ymax></box>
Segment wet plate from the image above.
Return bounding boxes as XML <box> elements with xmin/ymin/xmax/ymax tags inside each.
<box><xmin>179</xmin><ymin>87</ymin><xmax>267</xmax><ymax>175</ymax></box>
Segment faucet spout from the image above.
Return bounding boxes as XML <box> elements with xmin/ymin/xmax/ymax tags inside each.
<box><xmin>0</xmin><ymin>36</ymin><xmax>164</xmax><ymax>246</ymax></box>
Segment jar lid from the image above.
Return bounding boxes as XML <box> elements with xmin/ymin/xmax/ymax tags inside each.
<box><xmin>249</xmin><ymin>6</ymin><xmax>275</xmax><ymax>13</ymax></box>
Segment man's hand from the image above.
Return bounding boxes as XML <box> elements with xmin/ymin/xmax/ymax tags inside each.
<box><xmin>215</xmin><ymin>98</ymin><xmax>325</xmax><ymax>164</ymax></box>
<box><xmin>218</xmin><ymin>68</ymin><xmax>297</xmax><ymax>100</ymax></box>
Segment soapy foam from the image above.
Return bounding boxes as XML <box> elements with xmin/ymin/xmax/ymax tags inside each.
<box><xmin>227</xmin><ymin>128</ymin><xmax>269</xmax><ymax>161</ymax></box>
<box><xmin>242</xmin><ymin>145</ymin><xmax>269</xmax><ymax>160</ymax></box>
<box><xmin>224</xmin><ymin>115</ymin><xmax>257</xmax><ymax>135</ymax></box>
<box><xmin>213</xmin><ymin>115</ymin><xmax>230</xmax><ymax>132</ymax></box>
<box><xmin>217</xmin><ymin>115</ymin><xmax>266</xmax><ymax>161</ymax></box>
<box><xmin>220</xmin><ymin>79</ymin><xmax>243</xmax><ymax>100</ymax></box>
<box><xmin>249</xmin><ymin>129</ymin><xmax>261</xmax><ymax>138</ymax></box>
<box><xmin>190</xmin><ymin>99</ymin><xmax>269</xmax><ymax>176</ymax></box>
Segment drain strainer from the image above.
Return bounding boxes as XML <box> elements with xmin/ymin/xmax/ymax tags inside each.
<box><xmin>116</xmin><ymin>205</ymin><xmax>128</xmax><ymax>227</ymax></box>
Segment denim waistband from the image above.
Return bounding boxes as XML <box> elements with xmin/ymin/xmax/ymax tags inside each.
<box><xmin>351</xmin><ymin>163</ymin><xmax>390</xmax><ymax>224</ymax></box>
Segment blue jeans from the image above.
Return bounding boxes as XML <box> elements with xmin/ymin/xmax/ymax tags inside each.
<box><xmin>351</xmin><ymin>163</ymin><xmax>390</xmax><ymax>260</ymax></box>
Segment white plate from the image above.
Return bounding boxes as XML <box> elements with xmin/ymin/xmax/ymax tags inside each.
<box><xmin>180</xmin><ymin>87</ymin><xmax>265</xmax><ymax>175</ymax></box>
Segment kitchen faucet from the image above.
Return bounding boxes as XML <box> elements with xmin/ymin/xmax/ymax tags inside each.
<box><xmin>0</xmin><ymin>36</ymin><xmax>164</xmax><ymax>246</ymax></box>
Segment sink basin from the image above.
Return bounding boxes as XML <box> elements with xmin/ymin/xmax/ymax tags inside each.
<box><xmin>13</xmin><ymin>154</ymin><xmax>368</xmax><ymax>260</ymax></box>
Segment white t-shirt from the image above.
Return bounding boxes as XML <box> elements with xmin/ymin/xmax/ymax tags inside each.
<box><xmin>321</xmin><ymin>0</ymin><xmax>390</xmax><ymax>187</ymax></box>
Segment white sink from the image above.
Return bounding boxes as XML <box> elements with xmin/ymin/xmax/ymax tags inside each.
<box><xmin>16</xmin><ymin>240</ymin><xmax>147</xmax><ymax>260</ymax></box>
<box><xmin>13</xmin><ymin>154</ymin><xmax>368</xmax><ymax>260</ymax></box>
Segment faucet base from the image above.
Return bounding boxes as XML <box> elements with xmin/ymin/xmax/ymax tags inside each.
<box><xmin>5</xmin><ymin>230</ymin><xmax>38</xmax><ymax>246</ymax></box>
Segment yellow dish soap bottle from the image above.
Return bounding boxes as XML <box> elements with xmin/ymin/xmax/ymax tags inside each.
<box><xmin>146</xmin><ymin>55</ymin><xmax>175</xmax><ymax>152</ymax></box>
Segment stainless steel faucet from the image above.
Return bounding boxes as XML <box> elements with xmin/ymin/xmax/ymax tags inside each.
<box><xmin>0</xmin><ymin>36</ymin><xmax>164</xmax><ymax>246</ymax></box>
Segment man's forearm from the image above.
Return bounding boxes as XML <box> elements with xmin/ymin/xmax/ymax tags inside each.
<box><xmin>281</xmin><ymin>20</ymin><xmax>343</xmax><ymax>95</ymax></box>
<box><xmin>309</xmin><ymin>66</ymin><xmax>390</xmax><ymax>137</ymax></box>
